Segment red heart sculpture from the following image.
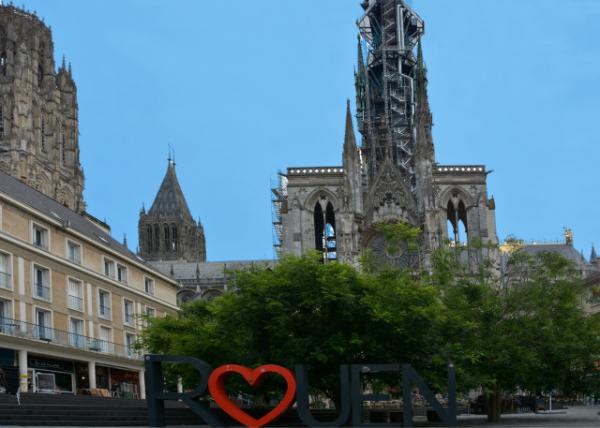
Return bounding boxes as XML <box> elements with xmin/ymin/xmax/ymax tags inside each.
<box><xmin>208</xmin><ymin>364</ymin><xmax>297</xmax><ymax>428</ymax></box>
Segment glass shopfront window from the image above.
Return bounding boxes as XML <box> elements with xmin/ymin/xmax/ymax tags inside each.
<box><xmin>28</xmin><ymin>355</ymin><xmax>74</xmax><ymax>393</ymax></box>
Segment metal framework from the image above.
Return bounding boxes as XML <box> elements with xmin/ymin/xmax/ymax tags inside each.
<box><xmin>271</xmin><ymin>173</ymin><xmax>287</xmax><ymax>259</ymax></box>
<box><xmin>357</xmin><ymin>0</ymin><xmax>424</xmax><ymax>189</ymax></box>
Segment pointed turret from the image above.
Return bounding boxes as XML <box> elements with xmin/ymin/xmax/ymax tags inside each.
<box><xmin>591</xmin><ymin>245</ymin><xmax>597</xmax><ymax>261</ymax></box>
<box><xmin>139</xmin><ymin>160</ymin><xmax>207</xmax><ymax>263</ymax></box>
<box><xmin>342</xmin><ymin>100</ymin><xmax>362</xmax><ymax>216</ymax></box>
<box><xmin>343</xmin><ymin>99</ymin><xmax>358</xmax><ymax>154</ymax></box>
<box><xmin>355</xmin><ymin>35</ymin><xmax>367</xmax><ymax>132</ymax></box>
<box><xmin>148</xmin><ymin>160</ymin><xmax>193</xmax><ymax>221</ymax></box>
<box><xmin>413</xmin><ymin>40</ymin><xmax>439</xmax><ymax>259</ymax></box>
<box><xmin>415</xmin><ymin>41</ymin><xmax>433</xmax><ymax>158</ymax></box>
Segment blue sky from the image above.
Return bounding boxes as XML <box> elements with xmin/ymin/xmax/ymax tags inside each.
<box><xmin>26</xmin><ymin>0</ymin><xmax>600</xmax><ymax>261</ymax></box>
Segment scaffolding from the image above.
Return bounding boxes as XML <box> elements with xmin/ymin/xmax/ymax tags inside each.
<box><xmin>357</xmin><ymin>0</ymin><xmax>424</xmax><ymax>190</ymax></box>
<box><xmin>271</xmin><ymin>173</ymin><xmax>288</xmax><ymax>259</ymax></box>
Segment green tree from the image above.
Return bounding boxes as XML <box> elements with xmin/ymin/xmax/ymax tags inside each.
<box><xmin>141</xmin><ymin>250</ymin><xmax>449</xmax><ymax>405</ymax></box>
<box><xmin>433</xmin><ymin>246</ymin><xmax>600</xmax><ymax>422</ymax></box>
<box><xmin>141</xmin><ymin>226</ymin><xmax>600</xmax><ymax>424</ymax></box>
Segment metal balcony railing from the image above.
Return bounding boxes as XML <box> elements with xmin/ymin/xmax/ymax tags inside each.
<box><xmin>0</xmin><ymin>272</ymin><xmax>11</xmax><ymax>289</ymax></box>
<box><xmin>33</xmin><ymin>239</ymin><xmax>48</xmax><ymax>250</ymax></box>
<box><xmin>68</xmin><ymin>254</ymin><xmax>81</xmax><ymax>265</ymax></box>
<box><xmin>0</xmin><ymin>316</ymin><xmax>140</xmax><ymax>359</ymax></box>
<box><xmin>68</xmin><ymin>295</ymin><xmax>83</xmax><ymax>311</ymax></box>
<box><xmin>124</xmin><ymin>312</ymin><xmax>134</xmax><ymax>325</ymax></box>
<box><xmin>34</xmin><ymin>283</ymin><xmax>51</xmax><ymax>300</ymax></box>
<box><xmin>99</xmin><ymin>305</ymin><xmax>111</xmax><ymax>319</ymax></box>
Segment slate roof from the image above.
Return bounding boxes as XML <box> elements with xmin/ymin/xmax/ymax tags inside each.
<box><xmin>520</xmin><ymin>243</ymin><xmax>587</xmax><ymax>266</ymax></box>
<box><xmin>584</xmin><ymin>271</ymin><xmax>600</xmax><ymax>286</ymax></box>
<box><xmin>149</xmin><ymin>259</ymin><xmax>274</xmax><ymax>281</ymax></box>
<box><xmin>0</xmin><ymin>169</ymin><xmax>166</xmax><ymax>276</ymax></box>
<box><xmin>148</xmin><ymin>162</ymin><xmax>193</xmax><ymax>220</ymax></box>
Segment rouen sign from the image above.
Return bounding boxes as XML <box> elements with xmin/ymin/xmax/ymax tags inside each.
<box><xmin>145</xmin><ymin>355</ymin><xmax>457</xmax><ymax>428</ymax></box>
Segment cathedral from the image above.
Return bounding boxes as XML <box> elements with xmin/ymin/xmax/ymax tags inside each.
<box><xmin>273</xmin><ymin>0</ymin><xmax>498</xmax><ymax>268</ymax></box>
<box><xmin>0</xmin><ymin>0</ymin><xmax>594</xmax><ymax>305</ymax></box>
<box><xmin>0</xmin><ymin>4</ymin><xmax>84</xmax><ymax>213</ymax></box>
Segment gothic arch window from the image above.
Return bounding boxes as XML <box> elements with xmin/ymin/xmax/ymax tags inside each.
<box><xmin>40</xmin><ymin>116</ymin><xmax>46</xmax><ymax>153</ymax></box>
<box><xmin>163</xmin><ymin>224</ymin><xmax>170</xmax><ymax>251</ymax></box>
<box><xmin>0</xmin><ymin>104</ymin><xmax>4</xmax><ymax>139</ymax></box>
<box><xmin>153</xmin><ymin>224</ymin><xmax>160</xmax><ymax>251</ymax></box>
<box><xmin>457</xmin><ymin>200</ymin><xmax>468</xmax><ymax>242</ymax></box>
<box><xmin>171</xmin><ymin>224</ymin><xmax>178</xmax><ymax>252</ymax></box>
<box><xmin>146</xmin><ymin>224</ymin><xmax>153</xmax><ymax>252</ymax></box>
<box><xmin>38</xmin><ymin>43</ymin><xmax>45</xmax><ymax>87</ymax></box>
<box><xmin>314</xmin><ymin>202</ymin><xmax>324</xmax><ymax>252</ymax></box>
<box><xmin>60</xmin><ymin>131</ymin><xmax>66</xmax><ymax>165</ymax></box>
<box><xmin>446</xmin><ymin>199</ymin><xmax>468</xmax><ymax>245</ymax></box>
<box><xmin>325</xmin><ymin>202</ymin><xmax>337</xmax><ymax>260</ymax></box>
<box><xmin>0</xmin><ymin>52</ymin><xmax>5</xmax><ymax>76</ymax></box>
<box><xmin>313</xmin><ymin>201</ymin><xmax>337</xmax><ymax>261</ymax></box>
<box><xmin>0</xmin><ymin>26</ymin><xmax>7</xmax><ymax>76</ymax></box>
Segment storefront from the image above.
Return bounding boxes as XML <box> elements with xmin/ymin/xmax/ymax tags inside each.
<box><xmin>28</xmin><ymin>355</ymin><xmax>74</xmax><ymax>394</ymax></box>
<box><xmin>0</xmin><ymin>347</ymin><xmax>15</xmax><ymax>366</ymax></box>
<box><xmin>109</xmin><ymin>367</ymin><xmax>140</xmax><ymax>398</ymax></box>
<box><xmin>96</xmin><ymin>365</ymin><xmax>110</xmax><ymax>389</ymax></box>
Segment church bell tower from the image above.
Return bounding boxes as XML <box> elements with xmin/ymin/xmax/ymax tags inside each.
<box><xmin>138</xmin><ymin>160</ymin><xmax>206</xmax><ymax>263</ymax></box>
<box><xmin>0</xmin><ymin>4</ymin><xmax>85</xmax><ymax>212</ymax></box>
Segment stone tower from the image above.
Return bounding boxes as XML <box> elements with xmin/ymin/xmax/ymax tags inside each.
<box><xmin>275</xmin><ymin>0</ymin><xmax>498</xmax><ymax>268</ymax></box>
<box><xmin>0</xmin><ymin>4</ymin><xmax>84</xmax><ymax>212</ymax></box>
<box><xmin>139</xmin><ymin>160</ymin><xmax>206</xmax><ymax>263</ymax></box>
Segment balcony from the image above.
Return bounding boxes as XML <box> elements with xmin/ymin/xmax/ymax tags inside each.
<box><xmin>124</xmin><ymin>312</ymin><xmax>134</xmax><ymax>326</ymax></box>
<box><xmin>68</xmin><ymin>295</ymin><xmax>83</xmax><ymax>311</ymax></box>
<box><xmin>0</xmin><ymin>316</ymin><xmax>140</xmax><ymax>359</ymax></box>
<box><xmin>33</xmin><ymin>283</ymin><xmax>51</xmax><ymax>301</ymax></box>
<box><xmin>68</xmin><ymin>254</ymin><xmax>81</xmax><ymax>265</ymax></box>
<box><xmin>99</xmin><ymin>305</ymin><xmax>111</xmax><ymax>319</ymax></box>
<box><xmin>0</xmin><ymin>271</ymin><xmax>11</xmax><ymax>290</ymax></box>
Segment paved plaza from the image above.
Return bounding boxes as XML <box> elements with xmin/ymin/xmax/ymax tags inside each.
<box><xmin>2</xmin><ymin>406</ymin><xmax>600</xmax><ymax>428</ymax></box>
<box><xmin>433</xmin><ymin>405</ymin><xmax>600</xmax><ymax>427</ymax></box>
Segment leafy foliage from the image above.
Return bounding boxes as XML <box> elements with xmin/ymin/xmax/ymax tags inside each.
<box><xmin>141</xmin><ymin>230</ymin><xmax>600</xmax><ymax>421</ymax></box>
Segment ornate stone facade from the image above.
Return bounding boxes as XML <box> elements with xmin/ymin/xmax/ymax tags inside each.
<box><xmin>0</xmin><ymin>5</ymin><xmax>84</xmax><ymax>212</ymax></box>
<box><xmin>275</xmin><ymin>0</ymin><xmax>498</xmax><ymax>268</ymax></box>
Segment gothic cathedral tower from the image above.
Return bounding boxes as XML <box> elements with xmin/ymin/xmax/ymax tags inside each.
<box><xmin>0</xmin><ymin>5</ymin><xmax>84</xmax><ymax>212</ymax></box>
<box><xmin>276</xmin><ymin>0</ymin><xmax>498</xmax><ymax>268</ymax></box>
<box><xmin>138</xmin><ymin>160</ymin><xmax>207</xmax><ymax>263</ymax></box>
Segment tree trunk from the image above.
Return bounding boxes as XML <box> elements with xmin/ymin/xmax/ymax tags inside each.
<box><xmin>485</xmin><ymin>388</ymin><xmax>502</xmax><ymax>423</ymax></box>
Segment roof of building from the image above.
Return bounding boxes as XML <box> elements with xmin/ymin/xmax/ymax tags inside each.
<box><xmin>0</xmin><ymin>169</ymin><xmax>169</xmax><ymax>278</ymax></box>
<box><xmin>584</xmin><ymin>271</ymin><xmax>600</xmax><ymax>286</ymax></box>
<box><xmin>520</xmin><ymin>243</ymin><xmax>587</xmax><ymax>265</ymax></box>
<box><xmin>149</xmin><ymin>259</ymin><xmax>274</xmax><ymax>281</ymax></box>
<box><xmin>148</xmin><ymin>161</ymin><xmax>193</xmax><ymax>220</ymax></box>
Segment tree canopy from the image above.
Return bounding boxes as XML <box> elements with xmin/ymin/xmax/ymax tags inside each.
<box><xmin>141</xmin><ymin>225</ymin><xmax>600</xmax><ymax>422</ymax></box>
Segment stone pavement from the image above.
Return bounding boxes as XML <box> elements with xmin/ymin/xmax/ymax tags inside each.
<box><xmin>439</xmin><ymin>405</ymin><xmax>600</xmax><ymax>427</ymax></box>
<box><xmin>3</xmin><ymin>406</ymin><xmax>599</xmax><ymax>428</ymax></box>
